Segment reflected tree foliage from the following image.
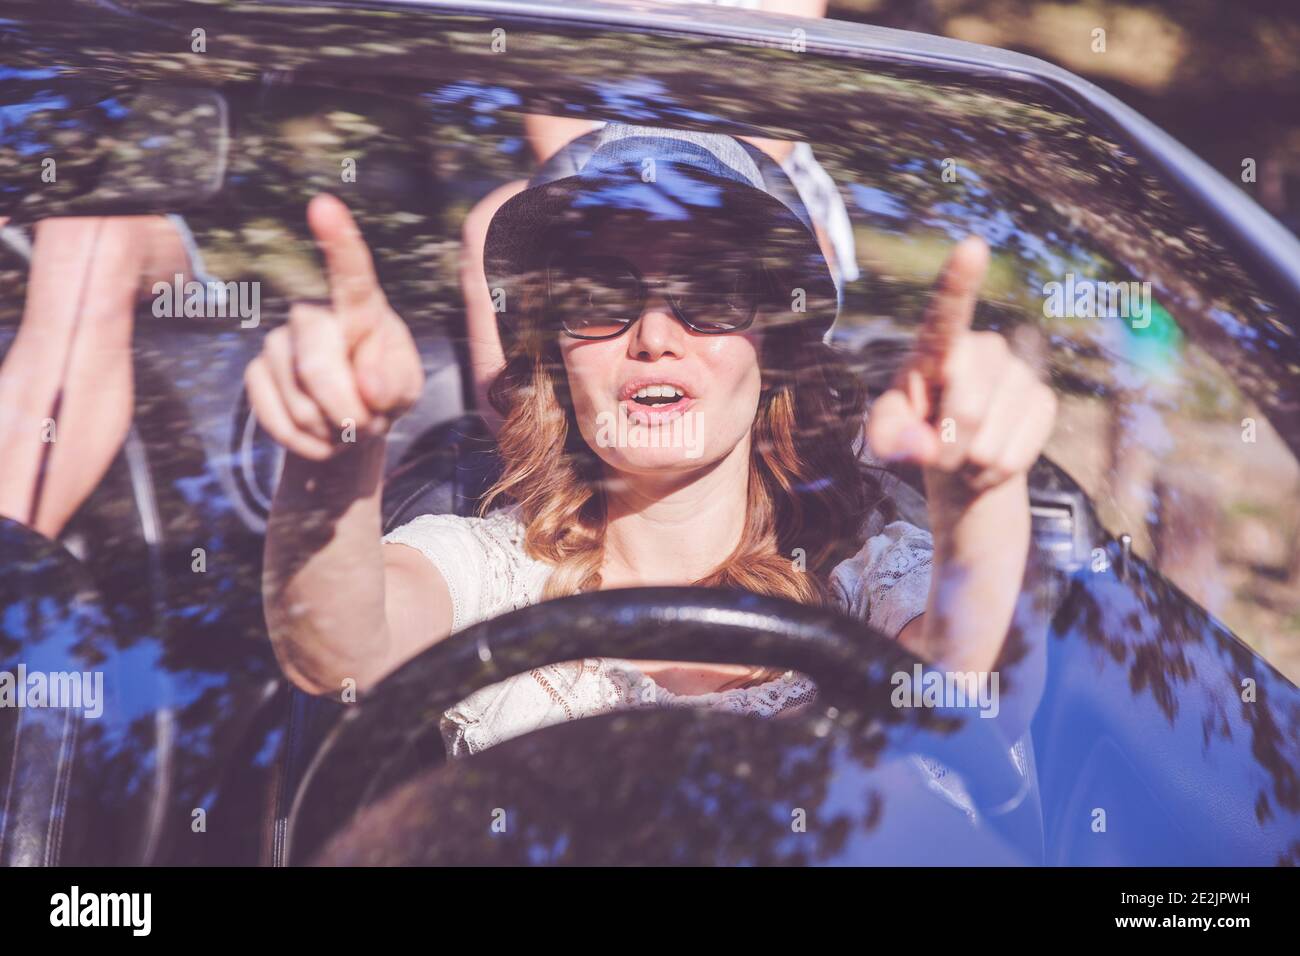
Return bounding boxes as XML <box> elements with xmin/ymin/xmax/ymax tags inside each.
<box><xmin>309</xmin><ymin>709</ymin><xmax>973</xmax><ymax>866</ymax></box>
<box><xmin>1049</xmin><ymin>538</ymin><xmax>1300</xmax><ymax>863</ymax></box>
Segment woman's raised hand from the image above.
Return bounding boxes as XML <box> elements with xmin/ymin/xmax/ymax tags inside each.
<box><xmin>245</xmin><ymin>194</ymin><xmax>424</xmax><ymax>460</ymax></box>
<box><xmin>866</xmin><ymin>236</ymin><xmax>1056</xmax><ymax>502</ymax></box>
<box><xmin>866</xmin><ymin>237</ymin><xmax>1056</xmax><ymax>675</ymax></box>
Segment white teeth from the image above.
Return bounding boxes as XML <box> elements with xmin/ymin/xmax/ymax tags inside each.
<box><xmin>631</xmin><ymin>384</ymin><xmax>684</xmax><ymax>400</ymax></box>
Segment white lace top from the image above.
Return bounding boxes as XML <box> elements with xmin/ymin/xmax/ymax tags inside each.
<box><xmin>383</xmin><ymin>505</ymin><xmax>933</xmax><ymax>759</ymax></box>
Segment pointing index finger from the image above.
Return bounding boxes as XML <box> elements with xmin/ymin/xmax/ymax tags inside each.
<box><xmin>910</xmin><ymin>235</ymin><xmax>989</xmax><ymax>381</ymax></box>
<box><xmin>308</xmin><ymin>193</ymin><xmax>384</xmax><ymax>345</ymax></box>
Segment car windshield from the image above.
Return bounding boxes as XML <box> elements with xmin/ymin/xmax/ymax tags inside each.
<box><xmin>1</xmin><ymin>2</ymin><xmax>1297</xmax><ymax>866</ymax></box>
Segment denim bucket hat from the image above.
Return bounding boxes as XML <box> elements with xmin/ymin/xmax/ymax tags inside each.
<box><xmin>483</xmin><ymin>122</ymin><xmax>841</xmax><ymax>343</ymax></box>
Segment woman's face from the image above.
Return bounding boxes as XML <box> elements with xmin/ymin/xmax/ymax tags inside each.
<box><xmin>555</xmin><ymin>215</ymin><xmax>764</xmax><ymax>478</ymax></box>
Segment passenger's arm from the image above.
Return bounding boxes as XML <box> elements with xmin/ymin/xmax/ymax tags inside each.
<box><xmin>763</xmin><ymin>0</ymin><xmax>827</xmax><ymax>17</ymax></box>
<box><xmin>459</xmin><ymin>179</ymin><xmax>528</xmax><ymax>436</ymax></box>
<box><xmin>522</xmin><ymin>115</ymin><xmax>599</xmax><ymax>164</ymax></box>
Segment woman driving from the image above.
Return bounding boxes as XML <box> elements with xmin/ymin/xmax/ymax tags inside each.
<box><xmin>246</xmin><ymin>123</ymin><xmax>1057</xmax><ymax>758</ymax></box>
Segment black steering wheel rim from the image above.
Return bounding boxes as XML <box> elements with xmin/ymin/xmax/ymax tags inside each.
<box><xmin>287</xmin><ymin>586</ymin><xmax>1033</xmax><ymax>863</ymax></box>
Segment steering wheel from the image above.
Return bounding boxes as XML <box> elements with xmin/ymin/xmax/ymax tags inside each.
<box><xmin>287</xmin><ymin>587</ymin><xmax>1039</xmax><ymax>864</ymax></box>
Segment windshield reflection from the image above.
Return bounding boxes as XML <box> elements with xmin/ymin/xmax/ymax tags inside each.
<box><xmin>0</xmin><ymin>0</ymin><xmax>1296</xmax><ymax>867</ymax></box>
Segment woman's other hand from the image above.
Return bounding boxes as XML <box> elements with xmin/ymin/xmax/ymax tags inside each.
<box><xmin>245</xmin><ymin>194</ymin><xmax>425</xmax><ymax>461</ymax></box>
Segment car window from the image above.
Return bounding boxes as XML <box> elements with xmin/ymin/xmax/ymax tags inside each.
<box><xmin>150</xmin><ymin>68</ymin><xmax>1300</xmax><ymax>712</ymax></box>
<box><xmin>182</xmin><ymin>60</ymin><xmax>1299</xmax><ymax>691</ymax></box>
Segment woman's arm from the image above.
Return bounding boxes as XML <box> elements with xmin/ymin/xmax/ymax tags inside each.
<box><xmin>247</xmin><ymin>194</ymin><xmax>442</xmax><ymax>696</ymax></box>
<box><xmin>870</xmin><ymin>238</ymin><xmax>1057</xmax><ymax>675</ymax></box>
<box><xmin>262</xmin><ymin>443</ymin><xmax>453</xmax><ymax>695</ymax></box>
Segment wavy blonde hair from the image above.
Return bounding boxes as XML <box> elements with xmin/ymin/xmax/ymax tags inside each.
<box><xmin>478</xmin><ymin>273</ymin><xmax>881</xmax><ymax>686</ymax></box>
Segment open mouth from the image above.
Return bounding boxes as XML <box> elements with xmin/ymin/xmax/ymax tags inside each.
<box><xmin>630</xmin><ymin>384</ymin><xmax>687</xmax><ymax>408</ymax></box>
<box><xmin>617</xmin><ymin>381</ymin><xmax>696</xmax><ymax>427</ymax></box>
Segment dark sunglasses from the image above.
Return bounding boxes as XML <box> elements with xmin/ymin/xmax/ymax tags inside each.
<box><xmin>544</xmin><ymin>253</ymin><xmax>770</xmax><ymax>340</ymax></box>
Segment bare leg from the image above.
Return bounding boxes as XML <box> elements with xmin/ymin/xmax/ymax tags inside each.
<box><xmin>0</xmin><ymin>216</ymin><xmax>190</xmax><ymax>538</ymax></box>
